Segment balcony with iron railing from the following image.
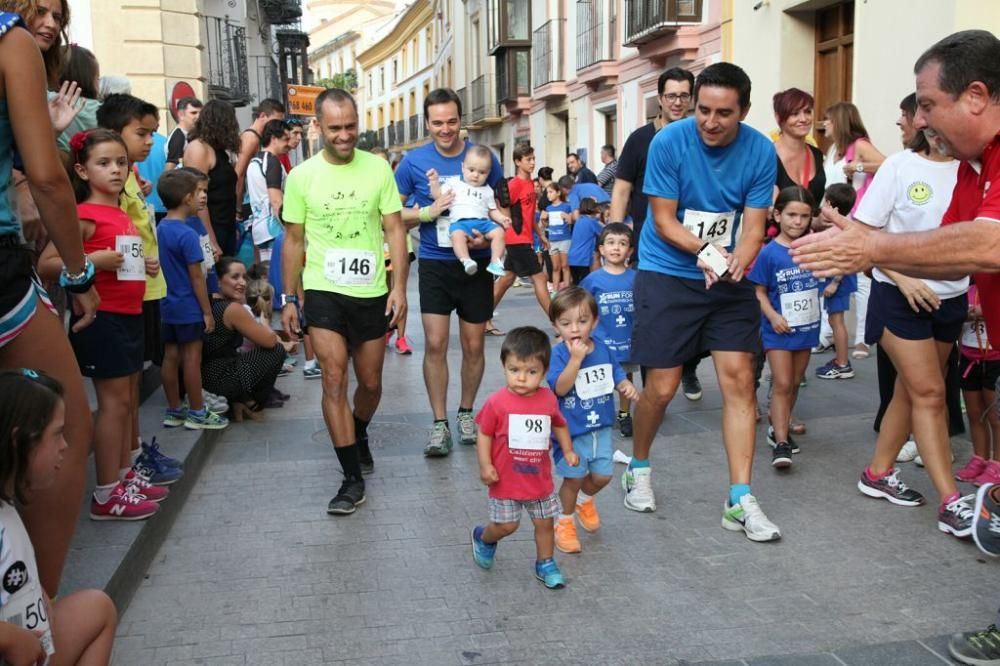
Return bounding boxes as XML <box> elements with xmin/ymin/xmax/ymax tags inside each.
<box><xmin>408</xmin><ymin>115</ymin><xmax>419</xmax><ymax>143</ymax></box>
<box><xmin>203</xmin><ymin>16</ymin><xmax>251</xmax><ymax>106</ymax></box>
<box><xmin>249</xmin><ymin>55</ymin><xmax>282</xmax><ymax>105</ymax></box>
<box><xmin>468</xmin><ymin>75</ymin><xmax>501</xmax><ymax>127</ymax></box>
<box><xmin>576</xmin><ymin>0</ymin><xmax>618</xmax><ymax>86</ymax></box>
<box><xmin>532</xmin><ymin>19</ymin><xmax>566</xmax><ymax>97</ymax></box>
<box><xmin>260</xmin><ymin>0</ymin><xmax>302</xmax><ymax>25</ymax></box>
<box><xmin>623</xmin><ymin>0</ymin><xmax>702</xmax><ymax>47</ymax></box>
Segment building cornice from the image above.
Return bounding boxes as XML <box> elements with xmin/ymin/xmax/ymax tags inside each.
<box><xmin>356</xmin><ymin>0</ymin><xmax>433</xmax><ymax>69</ymax></box>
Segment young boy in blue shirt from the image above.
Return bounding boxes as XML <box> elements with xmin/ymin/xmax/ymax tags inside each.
<box><xmin>581</xmin><ymin>223</ymin><xmax>638</xmax><ymax>437</ymax></box>
<box><xmin>548</xmin><ymin>287</ymin><xmax>639</xmax><ymax>554</ymax></box>
<box><xmin>156</xmin><ymin>170</ymin><xmax>228</xmax><ymax>430</ymax></box>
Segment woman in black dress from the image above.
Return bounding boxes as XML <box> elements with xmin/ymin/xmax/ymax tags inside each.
<box><xmin>183</xmin><ymin>100</ymin><xmax>240</xmax><ymax>256</ymax></box>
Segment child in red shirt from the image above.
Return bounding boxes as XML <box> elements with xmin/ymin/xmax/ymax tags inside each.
<box><xmin>471</xmin><ymin>326</ymin><xmax>579</xmax><ymax>589</ymax></box>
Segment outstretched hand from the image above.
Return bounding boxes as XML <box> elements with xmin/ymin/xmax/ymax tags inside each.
<box><xmin>790</xmin><ymin>207</ymin><xmax>874</xmax><ymax>278</ymax></box>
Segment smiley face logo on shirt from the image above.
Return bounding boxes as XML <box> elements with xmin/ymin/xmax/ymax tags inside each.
<box><xmin>907</xmin><ymin>181</ymin><xmax>933</xmax><ymax>205</ymax></box>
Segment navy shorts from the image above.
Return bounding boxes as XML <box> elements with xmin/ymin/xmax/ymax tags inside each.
<box><xmin>503</xmin><ymin>243</ymin><xmax>542</xmax><ymax>277</ymax></box>
<box><xmin>632</xmin><ymin>271</ymin><xmax>760</xmax><ymax>369</ymax></box>
<box><xmin>70</xmin><ymin>312</ymin><xmax>144</xmax><ymax>379</ymax></box>
<box><xmin>418</xmin><ymin>258</ymin><xmax>493</xmax><ymax>322</ymax></box>
<box><xmin>865</xmin><ymin>279</ymin><xmax>967</xmax><ymax>345</ymax></box>
<box><xmin>162</xmin><ymin>322</ymin><xmax>205</xmax><ymax>344</ymax></box>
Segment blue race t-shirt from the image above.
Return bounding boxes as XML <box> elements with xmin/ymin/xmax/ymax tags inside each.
<box><xmin>547</xmin><ymin>338</ymin><xmax>626</xmax><ymax>439</ymax></box>
<box><xmin>137</xmin><ymin>133</ymin><xmax>168</xmax><ymax>214</ymax></box>
<box><xmin>640</xmin><ymin>117</ymin><xmax>777</xmax><ymax>280</ymax></box>
<box><xmin>394</xmin><ymin>140</ymin><xmax>502</xmax><ymax>261</ymax></box>
<box><xmin>568</xmin><ymin>215</ymin><xmax>603</xmax><ymax>267</ymax></box>
<box><xmin>568</xmin><ymin>183</ymin><xmax>610</xmax><ymax>211</ymax></box>
<box><xmin>157</xmin><ymin>218</ymin><xmax>206</xmax><ymax>324</ymax></box>
<box><xmin>183</xmin><ymin>215</ymin><xmax>219</xmax><ymax>295</ymax></box>
<box><xmin>747</xmin><ymin>240</ymin><xmax>820</xmax><ymax>351</ymax></box>
<box><xmin>545</xmin><ymin>202</ymin><xmax>573</xmax><ymax>242</ymax></box>
<box><xmin>580</xmin><ymin>268</ymin><xmax>637</xmax><ymax>365</ymax></box>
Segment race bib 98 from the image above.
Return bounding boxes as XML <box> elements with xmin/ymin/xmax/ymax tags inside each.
<box><xmin>508</xmin><ymin>414</ymin><xmax>551</xmax><ymax>450</ymax></box>
<box><xmin>575</xmin><ymin>363</ymin><xmax>614</xmax><ymax>400</ymax></box>
<box><xmin>324</xmin><ymin>249</ymin><xmax>376</xmax><ymax>286</ymax></box>
<box><xmin>780</xmin><ymin>289</ymin><xmax>819</xmax><ymax>328</ymax></box>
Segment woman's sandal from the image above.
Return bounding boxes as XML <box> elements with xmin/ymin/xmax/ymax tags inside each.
<box><xmin>230</xmin><ymin>402</ymin><xmax>263</xmax><ymax>423</ymax></box>
<box><xmin>485</xmin><ymin>324</ymin><xmax>505</xmax><ymax>336</ymax></box>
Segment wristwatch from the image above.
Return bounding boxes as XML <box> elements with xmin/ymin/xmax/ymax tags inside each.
<box><xmin>58</xmin><ymin>257</ymin><xmax>96</xmax><ymax>294</ymax></box>
<box><xmin>281</xmin><ymin>293</ymin><xmax>299</xmax><ymax>307</ymax></box>
<box><xmin>855</xmin><ymin>162</ymin><xmax>865</xmax><ymax>173</ymax></box>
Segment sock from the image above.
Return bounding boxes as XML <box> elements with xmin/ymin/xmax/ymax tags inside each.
<box><xmin>356</xmin><ymin>435</ymin><xmax>372</xmax><ymax>461</ymax></box>
<box><xmin>865</xmin><ymin>466</ymin><xmax>889</xmax><ymax>482</ymax></box>
<box><xmin>618</xmin><ymin>410</ymin><xmax>629</xmax><ymax>418</ymax></box>
<box><xmin>941</xmin><ymin>491</ymin><xmax>960</xmax><ymax>510</ymax></box>
<box><xmin>334</xmin><ymin>444</ymin><xmax>363</xmax><ymax>480</ymax></box>
<box><xmin>629</xmin><ymin>457</ymin><xmax>650</xmax><ymax>470</ymax></box>
<box><xmin>560</xmin><ymin>513</ymin><xmax>573</xmax><ymax>522</ymax></box>
<box><xmin>434</xmin><ymin>418</ymin><xmax>449</xmax><ymax>426</ymax></box>
<box><xmin>458</xmin><ymin>406</ymin><xmax>473</xmax><ymax>415</ymax></box>
<box><xmin>94</xmin><ymin>482</ymin><xmax>117</xmax><ymax>504</ymax></box>
<box><xmin>578</xmin><ymin>490</ymin><xmax>594</xmax><ymax>505</ymax></box>
<box><xmin>190</xmin><ymin>407</ymin><xmax>207</xmax><ymax>418</ymax></box>
<box><xmin>304</xmin><ymin>359</ymin><xmax>317</xmax><ymax>371</ymax></box>
<box><xmin>729</xmin><ymin>484</ymin><xmax>751</xmax><ymax>506</ymax></box>
<box><xmin>119</xmin><ymin>467</ymin><xmax>130</xmax><ymax>481</ymax></box>
<box><xmin>131</xmin><ymin>448</ymin><xmax>141</xmax><ymax>465</ymax></box>
<box><xmin>971</xmin><ymin>454</ymin><xmax>986</xmax><ymax>463</ymax></box>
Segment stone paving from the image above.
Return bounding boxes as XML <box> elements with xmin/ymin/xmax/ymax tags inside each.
<box><xmin>112</xmin><ymin>279</ymin><xmax>1000</xmax><ymax>665</ymax></box>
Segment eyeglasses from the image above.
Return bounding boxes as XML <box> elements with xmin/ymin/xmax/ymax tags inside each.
<box><xmin>663</xmin><ymin>93</ymin><xmax>691</xmax><ymax>103</ymax></box>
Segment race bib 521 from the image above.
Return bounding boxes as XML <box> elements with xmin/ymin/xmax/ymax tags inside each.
<box><xmin>780</xmin><ymin>289</ymin><xmax>819</xmax><ymax>328</ymax></box>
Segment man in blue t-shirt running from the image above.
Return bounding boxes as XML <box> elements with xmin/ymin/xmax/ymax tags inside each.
<box><xmin>395</xmin><ymin>89</ymin><xmax>504</xmax><ymax>457</ymax></box>
<box><xmin>624</xmin><ymin>63</ymin><xmax>783</xmax><ymax>543</ymax></box>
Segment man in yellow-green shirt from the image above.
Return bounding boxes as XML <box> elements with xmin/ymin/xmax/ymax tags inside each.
<box><xmin>281</xmin><ymin>88</ymin><xmax>406</xmax><ymax>516</ymax></box>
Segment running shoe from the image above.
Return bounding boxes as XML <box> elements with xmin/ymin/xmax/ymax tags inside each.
<box><xmin>278</xmin><ymin>363</ymin><xmax>294</xmax><ymax>377</ymax></box>
<box><xmin>576</xmin><ymin>499</ymin><xmax>600</xmax><ymax>532</ymax></box>
<box><xmin>163</xmin><ymin>407</ymin><xmax>187</xmax><ymax>428</ymax></box>
<box><xmin>534</xmin><ymin>558</ymin><xmax>566</xmax><ymax>589</ymax></box>
<box><xmin>123</xmin><ymin>470</ymin><xmax>169</xmax><ymax>503</ymax></box>
<box><xmin>327</xmin><ymin>477</ymin><xmax>366</xmax><ymax>515</ymax></box>
<box><xmin>815</xmin><ymin>360</ymin><xmax>855</xmax><ymax>379</ymax></box>
<box><xmin>617</xmin><ymin>412</ymin><xmax>633</xmax><ymax>438</ymax></box>
<box><xmin>184</xmin><ymin>408</ymin><xmax>229</xmax><ymax>431</ymax></box>
<box><xmin>456</xmin><ymin>411</ymin><xmax>477</xmax><ymax>446</ymax></box>
<box><xmin>811</xmin><ymin>341</ymin><xmax>833</xmax><ymax>354</ymax></box>
<box><xmin>896</xmin><ymin>438</ymin><xmax>919</xmax><ymax>463</ymax></box>
<box><xmin>424</xmin><ymin>421</ymin><xmax>453</xmax><ymax>457</ymax></box>
<box><xmin>471</xmin><ymin>525</ymin><xmax>496</xmax><ymax>569</ymax></box>
<box><xmin>303</xmin><ymin>366</ymin><xmax>322</xmax><ymax>380</ymax></box>
<box><xmin>938</xmin><ymin>493</ymin><xmax>976</xmax><ymax>538</ymax></box>
<box><xmin>461</xmin><ymin>258</ymin><xmax>479</xmax><ymax>275</ymax></box>
<box><xmin>486</xmin><ymin>261</ymin><xmax>506</xmax><ymax>277</ymax></box>
<box><xmin>140</xmin><ymin>437</ymin><xmax>182</xmax><ymax>469</ymax></box>
<box><xmin>957</xmin><ymin>456</ymin><xmax>990</xmax><ymax>483</ymax></box>
<box><xmin>767</xmin><ymin>426</ymin><xmax>800</xmax><ymax>454</ymax></box>
<box><xmin>682</xmin><ymin>372</ymin><xmax>703</xmax><ymax>401</ymax></box>
<box><xmin>771</xmin><ymin>442</ymin><xmax>793</xmax><ymax>469</ymax></box>
<box><xmin>90</xmin><ymin>482</ymin><xmax>159</xmax><ymax>521</ymax></box>
<box><xmin>385</xmin><ymin>331</ymin><xmax>393</xmax><ymax>345</ymax></box>
<box><xmin>133</xmin><ymin>455</ymin><xmax>184</xmax><ymax>486</ymax></box>
<box><xmin>204</xmin><ymin>391</ymin><xmax>228</xmax><ymax>413</ymax></box>
<box><xmin>948</xmin><ymin>624</ymin><xmax>1000</xmax><ymax>666</ymax></box>
<box><xmin>857</xmin><ymin>468</ymin><xmax>925</xmax><ymax>506</ymax></box>
<box><xmin>974</xmin><ymin>483</ymin><xmax>1000</xmax><ymax>557</ymax></box>
<box><xmin>721</xmin><ymin>494</ymin><xmax>781</xmax><ymax>542</ymax></box>
<box><xmin>555</xmin><ymin>516</ymin><xmax>581</xmax><ymax>553</ymax></box>
<box><xmin>394</xmin><ymin>336</ymin><xmax>413</xmax><ymax>355</ymax></box>
<box><xmin>975</xmin><ymin>461</ymin><xmax>1000</xmax><ymax>487</ymax></box>
<box><xmin>852</xmin><ymin>343</ymin><xmax>870</xmax><ymax>359</ymax></box>
<box><xmin>622</xmin><ymin>466</ymin><xmax>656</xmax><ymax>513</ymax></box>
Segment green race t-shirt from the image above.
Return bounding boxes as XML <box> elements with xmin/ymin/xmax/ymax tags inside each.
<box><xmin>283</xmin><ymin>149</ymin><xmax>403</xmax><ymax>298</ymax></box>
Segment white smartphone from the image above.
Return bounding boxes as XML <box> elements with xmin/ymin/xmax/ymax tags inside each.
<box><xmin>697</xmin><ymin>243</ymin><xmax>730</xmax><ymax>278</ymax></box>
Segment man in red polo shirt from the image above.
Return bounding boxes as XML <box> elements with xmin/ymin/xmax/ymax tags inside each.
<box><xmin>793</xmin><ymin>30</ymin><xmax>1000</xmax><ymax>665</ymax></box>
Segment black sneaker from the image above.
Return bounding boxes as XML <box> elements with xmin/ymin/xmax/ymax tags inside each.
<box><xmin>767</xmin><ymin>426</ymin><xmax>800</xmax><ymax>454</ymax></box>
<box><xmin>327</xmin><ymin>477</ymin><xmax>366</xmax><ymax>515</ymax></box>
<box><xmin>948</xmin><ymin>624</ymin><xmax>1000</xmax><ymax>665</ymax></box>
<box><xmin>857</xmin><ymin>468</ymin><xmax>925</xmax><ymax>507</ymax></box>
<box><xmin>771</xmin><ymin>442</ymin><xmax>793</xmax><ymax>469</ymax></box>
<box><xmin>618</xmin><ymin>412</ymin><xmax>633</xmax><ymax>437</ymax></box>
<box><xmin>974</xmin><ymin>483</ymin><xmax>1000</xmax><ymax>557</ymax></box>
<box><xmin>682</xmin><ymin>373</ymin><xmax>703</xmax><ymax>401</ymax></box>
<box><xmin>938</xmin><ymin>493</ymin><xmax>975</xmax><ymax>538</ymax></box>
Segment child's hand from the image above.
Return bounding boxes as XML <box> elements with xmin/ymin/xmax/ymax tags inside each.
<box><xmin>479</xmin><ymin>463</ymin><xmax>499</xmax><ymax>486</ymax></box>
<box><xmin>144</xmin><ymin>255</ymin><xmax>160</xmax><ymax>277</ymax></box>
<box><xmin>499</xmin><ymin>216</ymin><xmax>512</xmax><ymax>229</ymax></box>
<box><xmin>91</xmin><ymin>248</ymin><xmax>124</xmax><ymax>271</ymax></box>
<box><xmin>769</xmin><ymin>314</ymin><xmax>791</xmax><ymax>334</ymax></box>
<box><xmin>617</xmin><ymin>379</ymin><xmax>639</xmax><ymax>401</ymax></box>
<box><xmin>138</xmin><ymin>175</ymin><xmax>153</xmax><ymax>196</ymax></box>
<box><xmin>567</xmin><ymin>337</ymin><xmax>588</xmax><ymax>361</ymax></box>
<box><xmin>425</xmin><ymin>168</ymin><xmax>439</xmax><ymax>182</ymax></box>
<box><xmin>822</xmin><ymin>282</ymin><xmax>838</xmax><ymax>299</ymax></box>
<box><xmin>2</xmin><ymin>624</ymin><xmax>46</xmax><ymax>666</ymax></box>
<box><xmin>565</xmin><ymin>451</ymin><xmax>580</xmax><ymax>467</ymax></box>
<box><xmin>203</xmin><ymin>312</ymin><xmax>215</xmax><ymax>334</ymax></box>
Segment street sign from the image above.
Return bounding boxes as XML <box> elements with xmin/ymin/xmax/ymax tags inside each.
<box><xmin>286</xmin><ymin>84</ymin><xmax>325</xmax><ymax>116</ymax></box>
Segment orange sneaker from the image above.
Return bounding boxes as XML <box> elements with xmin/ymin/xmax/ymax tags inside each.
<box><xmin>555</xmin><ymin>516</ymin><xmax>581</xmax><ymax>553</ymax></box>
<box><xmin>576</xmin><ymin>498</ymin><xmax>601</xmax><ymax>532</ymax></box>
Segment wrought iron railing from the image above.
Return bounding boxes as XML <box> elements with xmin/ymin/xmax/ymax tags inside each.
<box><xmin>204</xmin><ymin>16</ymin><xmax>251</xmax><ymax>105</ymax></box>
<box><xmin>577</xmin><ymin>0</ymin><xmax>614</xmax><ymax>70</ymax></box>
<box><xmin>532</xmin><ymin>19</ymin><xmax>565</xmax><ymax>88</ymax></box>
<box><xmin>469</xmin><ymin>75</ymin><xmax>497</xmax><ymax>124</ymax></box>
<box><xmin>624</xmin><ymin>0</ymin><xmax>702</xmax><ymax>46</ymax></box>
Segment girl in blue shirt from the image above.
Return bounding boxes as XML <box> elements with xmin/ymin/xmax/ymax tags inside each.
<box><xmin>748</xmin><ymin>186</ymin><xmax>819</xmax><ymax>469</ymax></box>
<box><xmin>541</xmin><ymin>182</ymin><xmax>573</xmax><ymax>290</ymax></box>
<box><xmin>568</xmin><ymin>198</ymin><xmax>605</xmax><ymax>285</ymax></box>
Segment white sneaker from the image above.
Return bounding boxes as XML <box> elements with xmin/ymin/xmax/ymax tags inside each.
<box><xmin>914</xmin><ymin>448</ymin><xmax>954</xmax><ymax>468</ymax></box>
<box><xmin>897</xmin><ymin>439</ymin><xmax>919</xmax><ymax>463</ymax></box>
<box><xmin>722</xmin><ymin>494</ymin><xmax>781</xmax><ymax>542</ymax></box>
<box><xmin>461</xmin><ymin>258</ymin><xmax>478</xmax><ymax>275</ymax></box>
<box><xmin>622</xmin><ymin>466</ymin><xmax>656</xmax><ymax>512</ymax></box>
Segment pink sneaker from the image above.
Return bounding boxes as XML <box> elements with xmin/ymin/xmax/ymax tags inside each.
<box><xmin>973</xmin><ymin>460</ymin><xmax>1000</xmax><ymax>487</ymax></box>
<box><xmin>90</xmin><ymin>482</ymin><xmax>159</xmax><ymax>521</ymax></box>
<box><xmin>124</xmin><ymin>470</ymin><xmax>170</xmax><ymax>503</ymax></box>
<box><xmin>956</xmin><ymin>455</ymin><xmax>989</xmax><ymax>483</ymax></box>
<box><xmin>395</xmin><ymin>336</ymin><xmax>413</xmax><ymax>355</ymax></box>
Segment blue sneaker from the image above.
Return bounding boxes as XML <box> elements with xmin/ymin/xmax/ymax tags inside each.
<box><xmin>133</xmin><ymin>453</ymin><xmax>184</xmax><ymax>486</ymax></box>
<box><xmin>486</xmin><ymin>260</ymin><xmax>506</xmax><ymax>277</ymax></box>
<box><xmin>534</xmin><ymin>558</ymin><xmax>565</xmax><ymax>589</ymax></box>
<box><xmin>139</xmin><ymin>437</ymin><xmax>182</xmax><ymax>469</ymax></box>
<box><xmin>471</xmin><ymin>526</ymin><xmax>496</xmax><ymax>569</ymax></box>
<box><xmin>815</xmin><ymin>359</ymin><xmax>855</xmax><ymax>380</ymax></box>
<box><xmin>163</xmin><ymin>407</ymin><xmax>187</xmax><ymax>428</ymax></box>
